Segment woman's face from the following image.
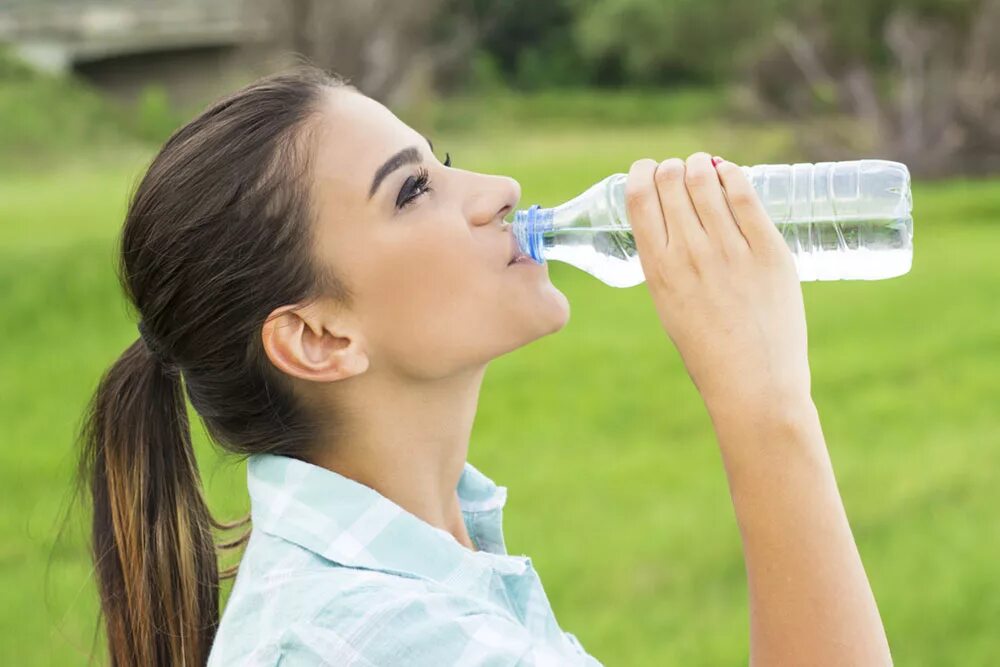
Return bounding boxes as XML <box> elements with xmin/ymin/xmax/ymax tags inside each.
<box><xmin>307</xmin><ymin>88</ymin><xmax>570</xmax><ymax>381</ymax></box>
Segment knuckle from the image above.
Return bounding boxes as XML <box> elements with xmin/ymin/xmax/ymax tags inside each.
<box><xmin>654</xmin><ymin>158</ymin><xmax>685</xmax><ymax>184</ymax></box>
<box><xmin>759</xmin><ymin>240</ymin><xmax>792</xmax><ymax>266</ymax></box>
<box><xmin>715</xmin><ymin>160</ymin><xmax>738</xmax><ymax>175</ymax></box>
<box><xmin>684</xmin><ymin>235</ymin><xmax>713</xmax><ymax>263</ymax></box>
<box><xmin>664</xmin><ymin>242</ymin><xmax>687</xmax><ymax>266</ymax></box>
<box><xmin>685</xmin><ymin>151</ymin><xmax>711</xmax><ymax>166</ymax></box>
<box><xmin>629</xmin><ymin>158</ymin><xmax>658</xmax><ymax>174</ymax></box>
<box><xmin>624</xmin><ymin>181</ymin><xmax>648</xmax><ymax>209</ymax></box>
<box><xmin>727</xmin><ymin>239</ymin><xmax>752</xmax><ymax>261</ymax></box>
<box><xmin>625</xmin><ymin>160</ymin><xmax>656</xmax><ymax>208</ymax></box>
<box><xmin>642</xmin><ymin>254</ymin><xmax>670</xmax><ymax>288</ymax></box>
<box><xmin>684</xmin><ymin>168</ymin><xmax>710</xmax><ymax>189</ymax></box>
<box><xmin>729</xmin><ymin>190</ymin><xmax>757</xmax><ymax>208</ymax></box>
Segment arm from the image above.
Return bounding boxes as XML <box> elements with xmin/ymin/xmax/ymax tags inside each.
<box><xmin>709</xmin><ymin>396</ymin><xmax>891</xmax><ymax>666</ymax></box>
<box><xmin>624</xmin><ymin>152</ymin><xmax>892</xmax><ymax>665</ymax></box>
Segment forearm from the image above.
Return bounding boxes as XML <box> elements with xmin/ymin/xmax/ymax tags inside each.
<box><xmin>707</xmin><ymin>397</ymin><xmax>892</xmax><ymax>666</ymax></box>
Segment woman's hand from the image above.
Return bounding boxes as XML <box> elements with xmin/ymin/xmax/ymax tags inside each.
<box><xmin>625</xmin><ymin>152</ymin><xmax>812</xmax><ymax>418</ymax></box>
<box><xmin>626</xmin><ymin>153</ymin><xmax>892</xmax><ymax>666</ymax></box>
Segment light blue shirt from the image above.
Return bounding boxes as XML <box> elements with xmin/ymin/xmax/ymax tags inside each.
<box><xmin>207</xmin><ymin>453</ymin><xmax>604</xmax><ymax>666</ymax></box>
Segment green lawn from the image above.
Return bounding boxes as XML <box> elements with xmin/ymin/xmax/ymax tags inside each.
<box><xmin>2</xmin><ymin>122</ymin><xmax>998</xmax><ymax>665</ymax></box>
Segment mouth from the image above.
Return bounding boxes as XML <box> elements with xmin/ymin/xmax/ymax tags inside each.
<box><xmin>507</xmin><ymin>230</ymin><xmax>532</xmax><ymax>266</ymax></box>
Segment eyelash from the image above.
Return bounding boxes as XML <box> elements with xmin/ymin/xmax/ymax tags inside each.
<box><xmin>396</xmin><ymin>167</ymin><xmax>432</xmax><ymax>209</ymax></box>
<box><xmin>396</xmin><ymin>152</ymin><xmax>452</xmax><ymax>210</ymax></box>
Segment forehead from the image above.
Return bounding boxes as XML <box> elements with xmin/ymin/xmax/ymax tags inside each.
<box><xmin>311</xmin><ymin>89</ymin><xmax>425</xmax><ymax>198</ymax></box>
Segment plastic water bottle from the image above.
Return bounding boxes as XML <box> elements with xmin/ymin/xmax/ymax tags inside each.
<box><xmin>508</xmin><ymin>159</ymin><xmax>913</xmax><ymax>288</ymax></box>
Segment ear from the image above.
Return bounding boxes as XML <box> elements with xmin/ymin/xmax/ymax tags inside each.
<box><xmin>261</xmin><ymin>304</ymin><xmax>369</xmax><ymax>383</ymax></box>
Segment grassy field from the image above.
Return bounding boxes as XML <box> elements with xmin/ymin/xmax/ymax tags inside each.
<box><xmin>2</xmin><ymin>118</ymin><xmax>999</xmax><ymax>665</ymax></box>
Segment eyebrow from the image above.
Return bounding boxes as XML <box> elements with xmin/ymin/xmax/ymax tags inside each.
<box><xmin>368</xmin><ymin>146</ymin><xmax>421</xmax><ymax>200</ymax></box>
<box><xmin>367</xmin><ymin>136</ymin><xmax>436</xmax><ymax>201</ymax></box>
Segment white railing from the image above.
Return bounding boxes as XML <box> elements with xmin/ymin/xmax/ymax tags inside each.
<box><xmin>0</xmin><ymin>0</ymin><xmax>268</xmax><ymax>43</ymax></box>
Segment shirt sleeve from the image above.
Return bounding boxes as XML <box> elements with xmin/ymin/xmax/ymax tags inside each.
<box><xmin>274</xmin><ymin>589</ymin><xmax>596</xmax><ymax>667</ymax></box>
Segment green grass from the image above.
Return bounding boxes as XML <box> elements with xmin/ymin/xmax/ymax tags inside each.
<box><xmin>2</xmin><ymin>120</ymin><xmax>999</xmax><ymax>665</ymax></box>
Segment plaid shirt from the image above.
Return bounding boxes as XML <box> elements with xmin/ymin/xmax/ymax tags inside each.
<box><xmin>207</xmin><ymin>453</ymin><xmax>603</xmax><ymax>666</ymax></box>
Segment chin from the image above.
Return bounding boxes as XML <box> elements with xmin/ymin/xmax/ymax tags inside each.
<box><xmin>538</xmin><ymin>284</ymin><xmax>571</xmax><ymax>335</ymax></box>
<box><xmin>496</xmin><ymin>282</ymin><xmax>571</xmax><ymax>355</ymax></box>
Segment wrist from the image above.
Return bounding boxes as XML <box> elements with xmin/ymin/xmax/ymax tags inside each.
<box><xmin>708</xmin><ymin>395</ymin><xmax>831</xmax><ymax>486</ymax></box>
<box><xmin>706</xmin><ymin>391</ymin><xmax>820</xmax><ymax>445</ymax></box>
<box><xmin>707</xmin><ymin>384</ymin><xmax>815</xmax><ymax>420</ymax></box>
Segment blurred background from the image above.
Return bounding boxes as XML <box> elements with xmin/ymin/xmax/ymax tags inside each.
<box><xmin>1</xmin><ymin>0</ymin><xmax>997</xmax><ymax>664</ymax></box>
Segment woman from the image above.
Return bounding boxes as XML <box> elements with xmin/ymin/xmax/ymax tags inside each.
<box><xmin>78</xmin><ymin>66</ymin><xmax>892</xmax><ymax>666</ymax></box>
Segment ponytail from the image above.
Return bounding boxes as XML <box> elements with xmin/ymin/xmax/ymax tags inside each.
<box><xmin>75</xmin><ymin>65</ymin><xmax>346</xmax><ymax>665</ymax></box>
<box><xmin>78</xmin><ymin>339</ymin><xmax>236</xmax><ymax>666</ymax></box>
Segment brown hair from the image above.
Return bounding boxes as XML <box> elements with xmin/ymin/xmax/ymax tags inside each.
<box><xmin>76</xmin><ymin>65</ymin><xmax>351</xmax><ymax>666</ymax></box>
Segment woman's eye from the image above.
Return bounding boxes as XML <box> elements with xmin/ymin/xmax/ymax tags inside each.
<box><xmin>396</xmin><ymin>168</ymin><xmax>432</xmax><ymax>209</ymax></box>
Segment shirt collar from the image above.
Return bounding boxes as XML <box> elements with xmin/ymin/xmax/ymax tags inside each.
<box><xmin>246</xmin><ymin>453</ymin><xmax>526</xmax><ymax>590</ymax></box>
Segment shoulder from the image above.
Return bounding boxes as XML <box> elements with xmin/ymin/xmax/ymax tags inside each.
<box><xmin>275</xmin><ymin>587</ymin><xmax>547</xmax><ymax>666</ymax></box>
<box><xmin>213</xmin><ymin>534</ymin><xmax>602</xmax><ymax>666</ymax></box>
<box><xmin>215</xmin><ymin>568</ymin><xmax>601</xmax><ymax>666</ymax></box>
<box><xmin>209</xmin><ymin>543</ymin><xmax>435</xmax><ymax>665</ymax></box>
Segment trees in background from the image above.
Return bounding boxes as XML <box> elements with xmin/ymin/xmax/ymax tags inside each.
<box><xmin>257</xmin><ymin>0</ymin><xmax>451</xmax><ymax>107</ymax></box>
<box><xmin>263</xmin><ymin>0</ymin><xmax>998</xmax><ymax>176</ymax></box>
<box><xmin>746</xmin><ymin>0</ymin><xmax>999</xmax><ymax>176</ymax></box>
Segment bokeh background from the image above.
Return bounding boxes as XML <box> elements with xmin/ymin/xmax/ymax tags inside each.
<box><xmin>2</xmin><ymin>0</ymin><xmax>998</xmax><ymax>664</ymax></box>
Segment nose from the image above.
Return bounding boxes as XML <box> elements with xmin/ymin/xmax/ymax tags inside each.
<box><xmin>465</xmin><ymin>174</ymin><xmax>521</xmax><ymax>228</ymax></box>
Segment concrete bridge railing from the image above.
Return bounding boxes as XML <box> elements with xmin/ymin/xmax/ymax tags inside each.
<box><xmin>0</xmin><ymin>0</ymin><xmax>272</xmax><ymax>70</ymax></box>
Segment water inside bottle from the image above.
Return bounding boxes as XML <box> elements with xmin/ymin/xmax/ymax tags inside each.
<box><xmin>543</xmin><ymin>227</ymin><xmax>643</xmax><ymax>287</ymax></box>
<box><xmin>543</xmin><ymin>215</ymin><xmax>913</xmax><ymax>288</ymax></box>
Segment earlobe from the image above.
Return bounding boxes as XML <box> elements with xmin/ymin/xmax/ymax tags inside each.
<box><xmin>261</xmin><ymin>306</ymin><xmax>369</xmax><ymax>383</ymax></box>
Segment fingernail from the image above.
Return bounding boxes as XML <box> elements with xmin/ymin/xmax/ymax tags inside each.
<box><xmin>711</xmin><ymin>156</ymin><xmax>724</xmax><ymax>167</ymax></box>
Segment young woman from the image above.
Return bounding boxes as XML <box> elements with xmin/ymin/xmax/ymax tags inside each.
<box><xmin>78</xmin><ymin>66</ymin><xmax>892</xmax><ymax>666</ymax></box>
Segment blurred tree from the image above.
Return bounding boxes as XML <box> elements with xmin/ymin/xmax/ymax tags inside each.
<box><xmin>433</xmin><ymin>0</ymin><xmax>591</xmax><ymax>90</ymax></box>
<box><xmin>430</xmin><ymin>0</ymin><xmax>773</xmax><ymax>89</ymax></box>
<box><xmin>257</xmin><ymin>0</ymin><xmax>450</xmax><ymax>107</ymax></box>
<box><xmin>251</xmin><ymin>0</ymin><xmax>998</xmax><ymax>176</ymax></box>
<box><xmin>572</xmin><ymin>0</ymin><xmax>780</xmax><ymax>84</ymax></box>
<box><xmin>745</xmin><ymin>0</ymin><xmax>999</xmax><ymax>176</ymax></box>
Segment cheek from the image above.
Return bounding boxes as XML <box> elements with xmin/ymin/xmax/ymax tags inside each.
<box><xmin>357</xmin><ymin>230</ymin><xmax>504</xmax><ymax>371</ymax></box>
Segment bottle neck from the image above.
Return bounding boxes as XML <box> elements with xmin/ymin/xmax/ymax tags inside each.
<box><xmin>510</xmin><ymin>172</ymin><xmax>626</xmax><ymax>264</ymax></box>
<box><xmin>512</xmin><ymin>204</ymin><xmax>555</xmax><ymax>263</ymax></box>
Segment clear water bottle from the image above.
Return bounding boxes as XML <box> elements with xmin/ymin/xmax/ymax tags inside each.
<box><xmin>508</xmin><ymin>159</ymin><xmax>914</xmax><ymax>288</ymax></box>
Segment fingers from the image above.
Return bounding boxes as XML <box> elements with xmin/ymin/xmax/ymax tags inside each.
<box><xmin>714</xmin><ymin>158</ymin><xmax>786</xmax><ymax>253</ymax></box>
<box><xmin>653</xmin><ymin>158</ymin><xmax>709</xmax><ymax>253</ymax></box>
<box><xmin>625</xmin><ymin>159</ymin><xmax>668</xmax><ymax>251</ymax></box>
<box><xmin>683</xmin><ymin>152</ymin><xmax>750</xmax><ymax>257</ymax></box>
<box><xmin>629</xmin><ymin>154</ymin><xmax>783</xmax><ymax>275</ymax></box>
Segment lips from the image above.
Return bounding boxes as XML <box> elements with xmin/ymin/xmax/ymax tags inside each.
<box><xmin>507</xmin><ymin>231</ymin><xmax>528</xmax><ymax>265</ymax></box>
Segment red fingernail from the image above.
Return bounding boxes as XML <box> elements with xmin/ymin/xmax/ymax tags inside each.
<box><xmin>711</xmin><ymin>156</ymin><xmax>724</xmax><ymax>167</ymax></box>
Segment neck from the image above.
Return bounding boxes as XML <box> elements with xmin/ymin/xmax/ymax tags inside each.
<box><xmin>309</xmin><ymin>365</ymin><xmax>487</xmax><ymax>551</ymax></box>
